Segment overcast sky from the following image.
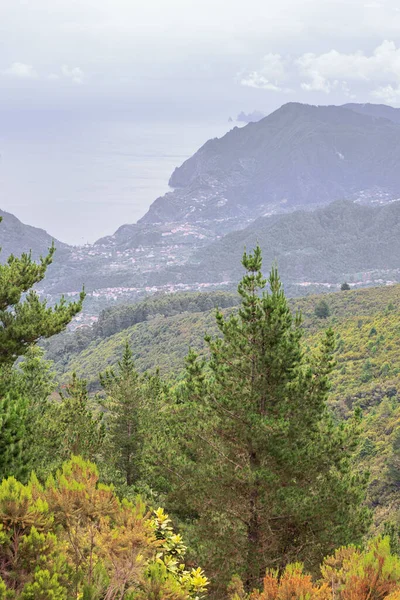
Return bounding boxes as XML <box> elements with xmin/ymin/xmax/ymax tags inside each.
<box><xmin>2</xmin><ymin>0</ymin><xmax>400</xmax><ymax>117</ymax></box>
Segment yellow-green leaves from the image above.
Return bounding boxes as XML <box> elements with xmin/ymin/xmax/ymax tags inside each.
<box><xmin>0</xmin><ymin>457</ymin><xmax>208</xmax><ymax>599</ymax></box>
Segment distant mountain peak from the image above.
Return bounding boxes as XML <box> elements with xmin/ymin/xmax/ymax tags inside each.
<box><xmin>0</xmin><ymin>209</ymin><xmax>68</xmax><ymax>261</ymax></box>
<box><xmin>138</xmin><ymin>101</ymin><xmax>400</xmax><ymax>230</ymax></box>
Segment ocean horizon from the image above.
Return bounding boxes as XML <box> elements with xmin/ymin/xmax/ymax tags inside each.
<box><xmin>0</xmin><ymin>111</ymin><xmax>233</xmax><ymax>245</ymax></box>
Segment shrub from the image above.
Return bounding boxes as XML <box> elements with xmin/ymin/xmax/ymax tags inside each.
<box><xmin>0</xmin><ymin>456</ymin><xmax>208</xmax><ymax>600</ymax></box>
<box><xmin>315</xmin><ymin>300</ymin><xmax>330</xmax><ymax>319</ymax></box>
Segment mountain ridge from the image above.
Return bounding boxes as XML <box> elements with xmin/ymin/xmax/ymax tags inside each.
<box><xmin>0</xmin><ymin>209</ymin><xmax>68</xmax><ymax>260</ymax></box>
<box><xmin>138</xmin><ymin>102</ymin><xmax>400</xmax><ymax>229</ymax></box>
<box><xmin>5</xmin><ymin>101</ymin><xmax>400</xmax><ymax>318</ymax></box>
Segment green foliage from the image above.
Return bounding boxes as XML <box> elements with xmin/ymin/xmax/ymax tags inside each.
<box><xmin>0</xmin><ymin>234</ymin><xmax>84</xmax><ymax>483</ymax></box>
<box><xmin>159</xmin><ymin>247</ymin><xmax>369</xmax><ymax>591</ymax></box>
<box><xmin>0</xmin><ymin>390</ymin><xmax>28</xmax><ymax>482</ymax></box>
<box><xmin>23</xmin><ymin>372</ymin><xmax>106</xmax><ymax>479</ymax></box>
<box><xmin>314</xmin><ymin>299</ymin><xmax>330</xmax><ymax>318</ymax></box>
<box><xmin>100</xmin><ymin>342</ymin><xmax>163</xmax><ymax>488</ymax></box>
<box><xmin>46</xmin><ymin>374</ymin><xmax>105</xmax><ymax>466</ymax></box>
<box><xmin>151</xmin><ymin>508</ymin><xmax>208</xmax><ymax>600</ymax></box>
<box><xmin>15</xmin><ymin>346</ymin><xmax>57</xmax><ymax>405</ymax></box>
<box><xmin>49</xmin><ymin>281</ymin><xmax>400</xmax><ymax>391</ymax></box>
<box><xmin>19</xmin><ymin>570</ymin><xmax>67</xmax><ymax>600</ymax></box>
<box><xmin>45</xmin><ymin>291</ymin><xmax>239</xmax><ymax>376</ymax></box>
<box><xmin>383</xmin><ymin>522</ymin><xmax>400</xmax><ymax>557</ymax></box>
<box><xmin>38</xmin><ymin>271</ymin><xmax>400</xmax><ymax>536</ymax></box>
<box><xmin>0</xmin><ymin>456</ymin><xmax>207</xmax><ymax>599</ymax></box>
<box><xmin>7</xmin><ymin>240</ymin><xmax>400</xmax><ymax>596</ymax></box>
<box><xmin>0</xmin><ymin>240</ymin><xmax>84</xmax><ymax>366</ymax></box>
<box><xmin>341</xmin><ymin>282</ymin><xmax>351</xmax><ymax>291</ymax></box>
<box><xmin>9</xmin><ymin>347</ymin><xmax>58</xmax><ymax>477</ymax></box>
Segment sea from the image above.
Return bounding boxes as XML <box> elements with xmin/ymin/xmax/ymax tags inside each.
<box><xmin>0</xmin><ymin>111</ymin><xmax>233</xmax><ymax>246</ymax></box>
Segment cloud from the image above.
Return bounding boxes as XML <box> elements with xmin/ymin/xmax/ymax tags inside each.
<box><xmin>371</xmin><ymin>84</ymin><xmax>400</xmax><ymax>105</ymax></box>
<box><xmin>4</xmin><ymin>62</ymin><xmax>37</xmax><ymax>78</ymax></box>
<box><xmin>296</xmin><ymin>40</ymin><xmax>400</xmax><ymax>94</ymax></box>
<box><xmin>240</xmin><ymin>40</ymin><xmax>400</xmax><ymax>104</ymax></box>
<box><xmin>61</xmin><ymin>65</ymin><xmax>85</xmax><ymax>84</ymax></box>
<box><xmin>3</xmin><ymin>62</ymin><xmax>85</xmax><ymax>85</ymax></box>
<box><xmin>240</xmin><ymin>53</ymin><xmax>289</xmax><ymax>92</ymax></box>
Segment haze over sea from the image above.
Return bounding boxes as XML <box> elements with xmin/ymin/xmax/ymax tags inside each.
<box><xmin>0</xmin><ymin>111</ymin><xmax>232</xmax><ymax>245</ymax></box>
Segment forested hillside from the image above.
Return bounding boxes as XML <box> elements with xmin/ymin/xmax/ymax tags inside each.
<box><xmin>3</xmin><ymin>235</ymin><xmax>400</xmax><ymax>599</ymax></box>
<box><xmin>8</xmin><ymin>103</ymin><xmax>400</xmax><ymax>319</ymax></box>
<box><xmin>43</xmin><ymin>276</ymin><xmax>400</xmax><ymax>538</ymax></box>
<box><xmin>156</xmin><ymin>200</ymin><xmax>400</xmax><ymax>290</ymax></box>
<box><xmin>47</xmin><ymin>280</ymin><xmax>400</xmax><ymax>386</ymax></box>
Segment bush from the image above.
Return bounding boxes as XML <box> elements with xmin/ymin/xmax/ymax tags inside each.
<box><xmin>229</xmin><ymin>537</ymin><xmax>400</xmax><ymax>600</ymax></box>
<box><xmin>0</xmin><ymin>456</ymin><xmax>208</xmax><ymax>600</ymax></box>
<box><xmin>315</xmin><ymin>299</ymin><xmax>330</xmax><ymax>319</ymax></box>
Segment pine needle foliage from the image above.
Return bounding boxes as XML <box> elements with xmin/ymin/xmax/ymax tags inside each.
<box><xmin>0</xmin><ymin>238</ymin><xmax>84</xmax><ymax>366</ymax></box>
<box><xmin>166</xmin><ymin>246</ymin><xmax>370</xmax><ymax>591</ymax></box>
<box><xmin>100</xmin><ymin>343</ymin><xmax>144</xmax><ymax>487</ymax></box>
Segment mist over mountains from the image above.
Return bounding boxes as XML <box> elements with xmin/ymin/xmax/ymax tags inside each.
<box><xmin>3</xmin><ymin>101</ymin><xmax>400</xmax><ymax>317</ymax></box>
<box><xmin>0</xmin><ymin>209</ymin><xmax>66</xmax><ymax>260</ymax></box>
<box><xmin>140</xmin><ymin>102</ymin><xmax>400</xmax><ymax>229</ymax></box>
<box><xmin>166</xmin><ymin>200</ymin><xmax>400</xmax><ymax>290</ymax></box>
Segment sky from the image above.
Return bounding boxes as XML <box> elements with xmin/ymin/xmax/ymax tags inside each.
<box><xmin>2</xmin><ymin>0</ymin><xmax>400</xmax><ymax>244</ymax></box>
<box><xmin>2</xmin><ymin>0</ymin><xmax>400</xmax><ymax>118</ymax></box>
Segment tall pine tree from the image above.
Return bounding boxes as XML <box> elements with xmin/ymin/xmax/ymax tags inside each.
<box><xmin>100</xmin><ymin>343</ymin><xmax>165</xmax><ymax>489</ymax></box>
<box><xmin>165</xmin><ymin>246</ymin><xmax>370</xmax><ymax>591</ymax></box>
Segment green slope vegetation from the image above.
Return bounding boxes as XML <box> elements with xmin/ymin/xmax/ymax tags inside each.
<box><xmin>65</xmin><ymin>310</ymin><xmax>218</xmax><ymax>380</ymax></box>
<box><xmin>47</xmin><ymin>282</ymin><xmax>400</xmax><ymax>529</ymax></box>
<box><xmin>45</xmin><ymin>291</ymin><xmax>240</xmax><ymax>379</ymax></box>
<box><xmin>49</xmin><ymin>283</ymin><xmax>400</xmax><ymax>388</ymax></box>
<box><xmin>178</xmin><ymin>200</ymin><xmax>400</xmax><ymax>288</ymax></box>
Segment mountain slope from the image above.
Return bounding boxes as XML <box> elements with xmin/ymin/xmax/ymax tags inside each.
<box><xmin>0</xmin><ymin>209</ymin><xmax>67</xmax><ymax>260</ymax></box>
<box><xmin>139</xmin><ymin>102</ymin><xmax>400</xmax><ymax>229</ymax></box>
<box><xmin>11</xmin><ymin>102</ymin><xmax>400</xmax><ymax>316</ymax></box>
<box><xmin>47</xmin><ymin>281</ymin><xmax>400</xmax><ymax>387</ymax></box>
<box><xmin>43</xmin><ymin>200</ymin><xmax>400</xmax><ymax>309</ymax></box>
<box><xmin>46</xmin><ymin>277</ymin><xmax>400</xmax><ymax>528</ymax></box>
<box><xmin>156</xmin><ymin>200</ymin><xmax>400</xmax><ymax>290</ymax></box>
<box><xmin>343</xmin><ymin>102</ymin><xmax>400</xmax><ymax>124</ymax></box>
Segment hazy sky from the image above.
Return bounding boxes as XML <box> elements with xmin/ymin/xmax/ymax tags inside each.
<box><xmin>2</xmin><ymin>0</ymin><xmax>400</xmax><ymax>118</ymax></box>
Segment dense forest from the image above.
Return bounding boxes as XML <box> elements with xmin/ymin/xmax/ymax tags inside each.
<box><xmin>2</xmin><ymin>230</ymin><xmax>400</xmax><ymax>599</ymax></box>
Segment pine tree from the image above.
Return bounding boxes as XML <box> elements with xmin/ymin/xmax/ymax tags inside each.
<box><xmin>0</xmin><ymin>240</ymin><xmax>84</xmax><ymax>366</ymax></box>
<box><xmin>315</xmin><ymin>298</ymin><xmax>330</xmax><ymax>318</ymax></box>
<box><xmin>101</xmin><ymin>343</ymin><xmax>149</xmax><ymax>487</ymax></box>
<box><xmin>0</xmin><ymin>388</ymin><xmax>28</xmax><ymax>481</ymax></box>
<box><xmin>0</xmin><ymin>236</ymin><xmax>84</xmax><ymax>480</ymax></box>
<box><xmin>15</xmin><ymin>346</ymin><xmax>57</xmax><ymax>405</ymax></box>
<box><xmin>166</xmin><ymin>246</ymin><xmax>369</xmax><ymax>590</ymax></box>
<box><xmin>10</xmin><ymin>347</ymin><xmax>58</xmax><ymax>476</ymax></box>
<box><xmin>44</xmin><ymin>374</ymin><xmax>105</xmax><ymax>470</ymax></box>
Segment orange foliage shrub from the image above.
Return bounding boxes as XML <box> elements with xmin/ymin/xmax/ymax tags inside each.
<box><xmin>249</xmin><ymin>564</ymin><xmax>329</xmax><ymax>600</ymax></box>
<box><xmin>230</xmin><ymin>537</ymin><xmax>400</xmax><ymax>600</ymax></box>
<box><xmin>321</xmin><ymin>537</ymin><xmax>400</xmax><ymax>600</ymax></box>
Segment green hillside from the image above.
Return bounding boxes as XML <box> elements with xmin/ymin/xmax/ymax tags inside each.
<box><xmin>8</xmin><ymin>234</ymin><xmax>400</xmax><ymax>597</ymax></box>
<box><xmin>170</xmin><ymin>200</ymin><xmax>400</xmax><ymax>289</ymax></box>
<box><xmin>49</xmin><ymin>283</ymin><xmax>400</xmax><ymax>386</ymax></box>
<box><xmin>46</xmin><ymin>282</ymin><xmax>400</xmax><ymax>529</ymax></box>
